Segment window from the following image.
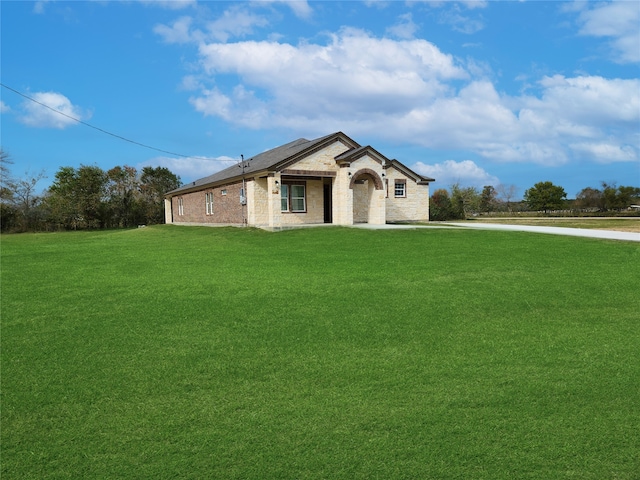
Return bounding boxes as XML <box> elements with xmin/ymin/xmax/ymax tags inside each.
<box><xmin>281</xmin><ymin>184</ymin><xmax>289</xmax><ymax>211</ymax></box>
<box><xmin>177</xmin><ymin>197</ymin><xmax>184</xmax><ymax>216</ymax></box>
<box><xmin>205</xmin><ymin>192</ymin><xmax>214</xmax><ymax>215</ymax></box>
<box><xmin>394</xmin><ymin>180</ymin><xmax>406</xmax><ymax>198</ymax></box>
<box><xmin>221</xmin><ymin>189</ymin><xmax>227</xmax><ymax>196</ymax></box>
<box><xmin>291</xmin><ymin>184</ymin><xmax>306</xmax><ymax>212</ymax></box>
<box><xmin>281</xmin><ymin>182</ymin><xmax>306</xmax><ymax>213</ymax></box>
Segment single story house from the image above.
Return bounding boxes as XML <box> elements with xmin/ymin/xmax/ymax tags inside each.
<box><xmin>164</xmin><ymin>132</ymin><xmax>434</xmax><ymax>229</ymax></box>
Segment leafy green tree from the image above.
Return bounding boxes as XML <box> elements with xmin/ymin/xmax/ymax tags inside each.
<box><xmin>524</xmin><ymin>181</ymin><xmax>567</xmax><ymax>213</ymax></box>
<box><xmin>479</xmin><ymin>185</ymin><xmax>498</xmax><ymax>213</ymax></box>
<box><xmin>617</xmin><ymin>186</ymin><xmax>640</xmax><ymax>208</ymax></box>
<box><xmin>139</xmin><ymin>166</ymin><xmax>181</xmax><ymax>224</ymax></box>
<box><xmin>46</xmin><ymin>167</ymin><xmax>78</xmax><ymax>229</ymax></box>
<box><xmin>429</xmin><ymin>189</ymin><xmax>456</xmax><ymax>221</ymax></box>
<box><xmin>601</xmin><ymin>182</ymin><xmax>640</xmax><ymax>211</ymax></box>
<box><xmin>451</xmin><ymin>183</ymin><xmax>479</xmax><ymax>218</ymax></box>
<box><xmin>601</xmin><ymin>182</ymin><xmax>621</xmax><ymax>211</ymax></box>
<box><xmin>47</xmin><ymin>165</ymin><xmax>108</xmax><ymax>229</ymax></box>
<box><xmin>576</xmin><ymin>187</ymin><xmax>602</xmax><ymax>210</ymax></box>
<box><xmin>107</xmin><ymin>165</ymin><xmax>143</xmax><ymax>227</ymax></box>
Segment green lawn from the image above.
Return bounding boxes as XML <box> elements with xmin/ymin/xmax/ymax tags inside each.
<box><xmin>2</xmin><ymin>226</ymin><xmax>639</xmax><ymax>479</ymax></box>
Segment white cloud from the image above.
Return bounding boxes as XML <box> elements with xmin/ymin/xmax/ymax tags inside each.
<box><xmin>570</xmin><ymin>142</ymin><xmax>637</xmax><ymax>164</ymax></box>
<box><xmin>19</xmin><ymin>91</ymin><xmax>89</xmax><ymax>129</ymax></box>
<box><xmin>534</xmin><ymin>75</ymin><xmax>640</xmax><ymax>125</ymax></box>
<box><xmin>415</xmin><ymin>1</ymin><xmax>488</xmax><ymax>9</ymax></box>
<box><xmin>154</xmin><ymin>16</ymin><xmax>196</xmax><ymax>44</ymax></box>
<box><xmin>363</xmin><ymin>1</ymin><xmax>391</xmax><ymax>9</ymax></box>
<box><xmin>574</xmin><ymin>1</ymin><xmax>640</xmax><ymax>63</ymax></box>
<box><xmin>0</xmin><ymin>101</ymin><xmax>10</xmax><ymax>113</ymax></box>
<box><xmin>413</xmin><ymin>159</ymin><xmax>499</xmax><ymax>189</ymax></box>
<box><xmin>193</xmin><ymin>28</ymin><xmax>466</xmax><ymax>119</ymax></box>
<box><xmin>33</xmin><ymin>0</ymin><xmax>50</xmax><ymax>14</ymax></box>
<box><xmin>180</xmin><ymin>75</ymin><xmax>203</xmax><ymax>91</ymax></box>
<box><xmin>460</xmin><ymin>1</ymin><xmax>488</xmax><ymax>10</ymax></box>
<box><xmin>253</xmin><ymin>0</ymin><xmax>313</xmax><ymax>19</ymax></box>
<box><xmin>440</xmin><ymin>10</ymin><xmax>484</xmax><ymax>34</ymax></box>
<box><xmin>138</xmin><ymin>0</ymin><xmax>197</xmax><ymax>10</ymax></box>
<box><xmin>206</xmin><ymin>6</ymin><xmax>270</xmax><ymax>42</ymax></box>
<box><xmin>139</xmin><ymin>155</ymin><xmax>237</xmax><ymax>183</ymax></box>
<box><xmin>425</xmin><ymin>1</ymin><xmax>486</xmax><ymax>34</ymax></box>
<box><xmin>180</xmin><ymin>27</ymin><xmax>638</xmax><ymax>168</ymax></box>
<box><xmin>154</xmin><ymin>6</ymin><xmax>271</xmax><ymax>44</ymax></box>
<box><xmin>386</xmin><ymin>13</ymin><xmax>419</xmax><ymax>39</ymax></box>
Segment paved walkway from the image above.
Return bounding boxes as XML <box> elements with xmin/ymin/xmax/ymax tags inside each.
<box><xmin>352</xmin><ymin>222</ymin><xmax>640</xmax><ymax>242</ymax></box>
<box><xmin>443</xmin><ymin>222</ymin><xmax>640</xmax><ymax>242</ymax></box>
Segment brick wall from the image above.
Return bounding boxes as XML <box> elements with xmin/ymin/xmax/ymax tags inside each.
<box><xmin>172</xmin><ymin>182</ymin><xmax>245</xmax><ymax>224</ymax></box>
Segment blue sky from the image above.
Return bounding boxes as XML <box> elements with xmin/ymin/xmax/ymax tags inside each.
<box><xmin>2</xmin><ymin>0</ymin><xmax>639</xmax><ymax>199</ymax></box>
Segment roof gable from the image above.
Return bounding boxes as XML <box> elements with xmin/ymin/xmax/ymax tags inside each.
<box><xmin>335</xmin><ymin>145</ymin><xmax>389</xmax><ymax>165</ymax></box>
<box><xmin>388</xmin><ymin>159</ymin><xmax>434</xmax><ymax>184</ymax></box>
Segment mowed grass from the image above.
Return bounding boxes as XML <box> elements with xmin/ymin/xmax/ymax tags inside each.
<box><xmin>2</xmin><ymin>226</ymin><xmax>639</xmax><ymax>479</ymax></box>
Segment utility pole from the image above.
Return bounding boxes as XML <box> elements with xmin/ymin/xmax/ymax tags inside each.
<box><xmin>238</xmin><ymin>154</ymin><xmax>250</xmax><ymax>225</ymax></box>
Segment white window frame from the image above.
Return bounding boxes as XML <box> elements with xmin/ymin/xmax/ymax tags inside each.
<box><xmin>177</xmin><ymin>197</ymin><xmax>184</xmax><ymax>216</ymax></box>
<box><xmin>205</xmin><ymin>192</ymin><xmax>214</xmax><ymax>215</ymax></box>
<box><xmin>394</xmin><ymin>180</ymin><xmax>406</xmax><ymax>198</ymax></box>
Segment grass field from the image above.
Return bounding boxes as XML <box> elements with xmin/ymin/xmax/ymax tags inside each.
<box><xmin>2</xmin><ymin>226</ymin><xmax>639</xmax><ymax>479</ymax></box>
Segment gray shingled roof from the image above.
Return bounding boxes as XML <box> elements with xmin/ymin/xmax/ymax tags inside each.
<box><xmin>167</xmin><ymin>133</ymin><xmax>341</xmax><ymax>195</ymax></box>
<box><xmin>166</xmin><ymin>131</ymin><xmax>434</xmax><ymax>195</ymax></box>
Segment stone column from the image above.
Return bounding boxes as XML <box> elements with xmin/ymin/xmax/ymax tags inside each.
<box><xmin>164</xmin><ymin>198</ymin><xmax>173</xmax><ymax>224</ymax></box>
<box><xmin>333</xmin><ymin>166</ymin><xmax>353</xmax><ymax>225</ymax></box>
<box><xmin>267</xmin><ymin>174</ymin><xmax>282</xmax><ymax>229</ymax></box>
<box><xmin>368</xmin><ymin>181</ymin><xmax>386</xmax><ymax>225</ymax></box>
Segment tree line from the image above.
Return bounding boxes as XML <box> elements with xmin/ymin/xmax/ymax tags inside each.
<box><xmin>2</xmin><ymin>148</ymin><xmax>638</xmax><ymax>230</ymax></box>
<box><xmin>1</xmin><ymin>149</ymin><xmax>181</xmax><ymax>232</ymax></box>
<box><xmin>430</xmin><ymin>181</ymin><xmax>640</xmax><ymax>221</ymax></box>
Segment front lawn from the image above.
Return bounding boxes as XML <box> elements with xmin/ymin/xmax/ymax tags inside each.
<box><xmin>2</xmin><ymin>226</ymin><xmax>638</xmax><ymax>479</ymax></box>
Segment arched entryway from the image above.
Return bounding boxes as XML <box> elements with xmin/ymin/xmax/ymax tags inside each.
<box><xmin>349</xmin><ymin>168</ymin><xmax>385</xmax><ymax>224</ymax></box>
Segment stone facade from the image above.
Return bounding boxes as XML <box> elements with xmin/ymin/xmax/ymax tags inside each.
<box><xmin>166</xmin><ymin>133</ymin><xmax>433</xmax><ymax>228</ymax></box>
<box><xmin>385</xmin><ymin>168</ymin><xmax>430</xmax><ymax>222</ymax></box>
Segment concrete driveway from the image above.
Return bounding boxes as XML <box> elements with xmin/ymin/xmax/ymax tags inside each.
<box><xmin>442</xmin><ymin>222</ymin><xmax>640</xmax><ymax>242</ymax></box>
<box><xmin>352</xmin><ymin>222</ymin><xmax>640</xmax><ymax>242</ymax></box>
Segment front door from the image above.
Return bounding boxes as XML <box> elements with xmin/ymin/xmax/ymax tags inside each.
<box><xmin>323</xmin><ymin>183</ymin><xmax>332</xmax><ymax>223</ymax></box>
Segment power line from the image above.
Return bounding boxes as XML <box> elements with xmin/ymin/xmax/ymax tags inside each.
<box><xmin>1</xmin><ymin>83</ymin><xmax>226</xmax><ymax>161</ymax></box>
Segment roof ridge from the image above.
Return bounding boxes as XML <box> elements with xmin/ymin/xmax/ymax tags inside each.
<box><xmin>166</xmin><ymin>132</ymin><xmax>352</xmax><ymax>195</ymax></box>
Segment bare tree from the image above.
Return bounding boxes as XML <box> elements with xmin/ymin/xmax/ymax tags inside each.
<box><xmin>1</xmin><ymin>148</ymin><xmax>14</xmax><ymax>201</ymax></box>
<box><xmin>0</xmin><ymin>149</ymin><xmax>47</xmax><ymax>231</ymax></box>
<box><xmin>496</xmin><ymin>184</ymin><xmax>519</xmax><ymax>213</ymax></box>
<box><xmin>9</xmin><ymin>170</ymin><xmax>47</xmax><ymax>231</ymax></box>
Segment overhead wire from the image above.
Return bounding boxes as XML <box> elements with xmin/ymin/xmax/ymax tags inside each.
<box><xmin>0</xmin><ymin>83</ymin><xmax>229</xmax><ymax>161</ymax></box>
